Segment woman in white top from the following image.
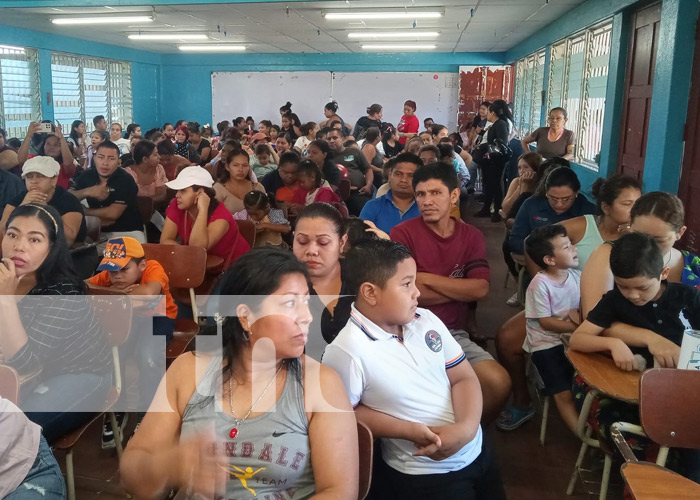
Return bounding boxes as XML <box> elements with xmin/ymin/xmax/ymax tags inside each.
<box><xmin>294</xmin><ymin>122</ymin><xmax>318</xmax><ymax>156</ymax></box>
<box><xmin>213</xmin><ymin>149</ymin><xmax>265</xmax><ymax>214</ymax></box>
<box><xmin>109</xmin><ymin>123</ymin><xmax>131</xmax><ymax>156</ymax></box>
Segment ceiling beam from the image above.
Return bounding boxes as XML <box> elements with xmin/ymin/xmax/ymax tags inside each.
<box><xmin>0</xmin><ymin>0</ymin><xmax>344</xmax><ymax>7</ymax></box>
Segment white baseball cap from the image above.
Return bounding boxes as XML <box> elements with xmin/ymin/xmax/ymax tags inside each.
<box><xmin>21</xmin><ymin>156</ymin><xmax>60</xmax><ymax>178</ymax></box>
<box><xmin>165</xmin><ymin>166</ymin><xmax>214</xmax><ymax>190</ymax></box>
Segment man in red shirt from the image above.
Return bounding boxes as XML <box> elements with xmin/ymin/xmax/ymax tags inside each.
<box><xmin>391</xmin><ymin>162</ymin><xmax>510</xmax><ymax>423</ymax></box>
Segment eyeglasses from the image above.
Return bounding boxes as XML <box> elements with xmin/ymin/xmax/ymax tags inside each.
<box><xmin>546</xmin><ymin>195</ymin><xmax>574</xmax><ymax>205</ymax></box>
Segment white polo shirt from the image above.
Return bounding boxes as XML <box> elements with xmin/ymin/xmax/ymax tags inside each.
<box><xmin>322</xmin><ymin>304</ymin><xmax>483</xmax><ymax>475</ymax></box>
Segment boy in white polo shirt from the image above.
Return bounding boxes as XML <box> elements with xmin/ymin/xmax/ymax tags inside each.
<box><xmin>323</xmin><ymin>239</ymin><xmax>506</xmax><ymax>500</ymax></box>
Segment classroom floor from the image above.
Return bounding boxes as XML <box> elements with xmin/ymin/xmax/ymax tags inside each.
<box><xmin>51</xmin><ymin>196</ymin><xmax>626</xmax><ymax>499</ymax></box>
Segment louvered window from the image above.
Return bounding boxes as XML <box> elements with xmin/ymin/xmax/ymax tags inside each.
<box><xmin>0</xmin><ymin>44</ymin><xmax>41</xmax><ymax>139</ymax></box>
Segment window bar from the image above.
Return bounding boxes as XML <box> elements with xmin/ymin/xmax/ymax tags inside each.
<box><xmin>578</xmin><ymin>28</ymin><xmax>594</xmax><ymax>164</ymax></box>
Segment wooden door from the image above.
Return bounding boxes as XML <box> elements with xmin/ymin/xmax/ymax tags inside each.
<box><xmin>458</xmin><ymin>65</ymin><xmax>513</xmax><ymax>130</ymax></box>
<box><xmin>617</xmin><ymin>2</ymin><xmax>661</xmax><ymax>180</ymax></box>
<box><xmin>679</xmin><ymin>18</ymin><xmax>700</xmax><ymax>253</ymax></box>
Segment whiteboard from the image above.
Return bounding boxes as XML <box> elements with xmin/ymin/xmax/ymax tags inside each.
<box><xmin>211</xmin><ymin>71</ymin><xmax>332</xmax><ymax>129</ymax></box>
<box><xmin>211</xmin><ymin>71</ymin><xmax>459</xmax><ymax>132</ymax></box>
<box><xmin>332</xmin><ymin>72</ymin><xmax>459</xmax><ymax>131</ymax></box>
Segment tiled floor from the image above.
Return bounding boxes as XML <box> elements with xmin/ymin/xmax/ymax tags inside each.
<box><xmin>55</xmin><ymin>197</ymin><xmax>626</xmax><ymax>499</ymax></box>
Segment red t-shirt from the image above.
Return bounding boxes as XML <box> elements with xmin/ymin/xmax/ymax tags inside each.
<box><xmin>165</xmin><ymin>199</ymin><xmax>250</xmax><ymax>267</ymax></box>
<box><xmin>390</xmin><ymin>216</ymin><xmax>490</xmax><ymax>330</ymax></box>
<box><xmin>89</xmin><ymin>260</ymin><xmax>178</xmax><ymax>319</ymax></box>
<box><xmin>291</xmin><ymin>186</ymin><xmax>341</xmax><ymax>205</ymax></box>
<box><xmin>397</xmin><ymin>114</ymin><xmax>419</xmax><ymax>144</ymax></box>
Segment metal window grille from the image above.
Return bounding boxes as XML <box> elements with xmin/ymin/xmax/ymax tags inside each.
<box><xmin>513</xmin><ymin>49</ymin><xmax>545</xmax><ymax>138</ymax></box>
<box><xmin>51</xmin><ymin>52</ymin><xmax>132</xmax><ymax>133</ymax></box>
<box><xmin>0</xmin><ymin>44</ymin><xmax>41</xmax><ymax>139</ymax></box>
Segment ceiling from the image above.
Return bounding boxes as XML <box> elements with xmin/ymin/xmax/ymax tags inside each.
<box><xmin>0</xmin><ymin>0</ymin><xmax>587</xmax><ymax>54</ymax></box>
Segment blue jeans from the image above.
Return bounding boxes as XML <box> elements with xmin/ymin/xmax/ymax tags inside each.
<box><xmin>23</xmin><ymin>371</ymin><xmax>112</xmax><ymax>444</ymax></box>
<box><xmin>4</xmin><ymin>436</ymin><xmax>66</xmax><ymax>500</ymax></box>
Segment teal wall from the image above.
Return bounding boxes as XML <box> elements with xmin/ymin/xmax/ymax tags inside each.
<box><xmin>506</xmin><ymin>0</ymin><xmax>699</xmax><ymax>196</ymax></box>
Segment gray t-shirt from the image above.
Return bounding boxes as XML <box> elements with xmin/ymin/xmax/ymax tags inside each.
<box><xmin>529</xmin><ymin>127</ymin><xmax>575</xmax><ymax>159</ymax></box>
<box><xmin>181</xmin><ymin>354</ymin><xmax>315</xmax><ymax>499</ymax></box>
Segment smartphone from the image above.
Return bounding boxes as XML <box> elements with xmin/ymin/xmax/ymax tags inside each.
<box><xmin>40</xmin><ymin>122</ymin><xmax>53</xmax><ymax>134</ymax></box>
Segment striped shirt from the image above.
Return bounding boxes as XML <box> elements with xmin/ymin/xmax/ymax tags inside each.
<box><xmin>6</xmin><ymin>283</ymin><xmax>112</xmax><ymax>378</ymax></box>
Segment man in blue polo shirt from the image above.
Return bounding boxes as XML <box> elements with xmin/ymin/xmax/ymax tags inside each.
<box><xmin>359</xmin><ymin>152</ymin><xmax>421</xmax><ymax>234</ymax></box>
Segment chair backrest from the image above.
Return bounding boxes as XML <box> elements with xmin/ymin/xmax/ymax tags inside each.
<box><xmin>136</xmin><ymin>196</ymin><xmax>155</xmax><ymax>224</ymax></box>
<box><xmin>86</xmin><ymin>284</ymin><xmax>133</xmax><ymax>348</ymax></box>
<box><xmin>236</xmin><ymin>219</ymin><xmax>256</xmax><ymax>248</ymax></box>
<box><xmin>357</xmin><ymin>421</ymin><xmax>373</xmax><ymax>500</ymax></box>
<box><xmin>85</xmin><ymin>215</ymin><xmax>101</xmax><ymax>243</ymax></box>
<box><xmin>141</xmin><ymin>243</ymin><xmax>207</xmax><ymax>289</ymax></box>
<box><xmin>0</xmin><ymin>365</ymin><xmax>20</xmax><ymax>405</ymax></box>
<box><xmin>640</xmin><ymin>368</ymin><xmax>700</xmax><ymax>449</ymax></box>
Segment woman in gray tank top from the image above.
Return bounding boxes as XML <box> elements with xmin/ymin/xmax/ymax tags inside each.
<box><xmin>120</xmin><ymin>247</ymin><xmax>358</xmax><ymax>500</ymax></box>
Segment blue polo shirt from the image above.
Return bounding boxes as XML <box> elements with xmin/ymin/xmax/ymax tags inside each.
<box><xmin>359</xmin><ymin>189</ymin><xmax>420</xmax><ymax>234</ymax></box>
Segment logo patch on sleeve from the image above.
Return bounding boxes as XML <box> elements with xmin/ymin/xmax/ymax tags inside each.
<box><xmin>425</xmin><ymin>330</ymin><xmax>443</xmax><ymax>352</ymax></box>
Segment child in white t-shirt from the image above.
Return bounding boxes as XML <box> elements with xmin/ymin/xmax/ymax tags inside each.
<box><xmin>524</xmin><ymin>224</ymin><xmax>581</xmax><ymax>434</ymax></box>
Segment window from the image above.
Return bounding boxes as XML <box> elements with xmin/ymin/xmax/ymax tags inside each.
<box><xmin>0</xmin><ymin>44</ymin><xmax>41</xmax><ymax>140</ymax></box>
<box><xmin>51</xmin><ymin>52</ymin><xmax>132</xmax><ymax>132</ymax></box>
<box><xmin>513</xmin><ymin>50</ymin><xmax>546</xmax><ymax>138</ymax></box>
<box><xmin>546</xmin><ymin>21</ymin><xmax>613</xmax><ymax>169</ymax></box>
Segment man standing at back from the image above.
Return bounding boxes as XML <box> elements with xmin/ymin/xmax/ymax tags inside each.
<box><xmin>93</xmin><ymin>115</ymin><xmax>107</xmax><ymax>132</ymax></box>
<box><xmin>391</xmin><ymin>162</ymin><xmax>510</xmax><ymax>424</ymax></box>
<box><xmin>327</xmin><ymin>127</ymin><xmax>373</xmax><ymax>215</ymax></box>
<box><xmin>360</xmin><ymin>152</ymin><xmax>420</xmax><ymax>234</ymax></box>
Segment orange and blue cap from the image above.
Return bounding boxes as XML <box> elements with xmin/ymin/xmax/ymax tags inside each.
<box><xmin>97</xmin><ymin>237</ymin><xmax>145</xmax><ymax>271</ymax></box>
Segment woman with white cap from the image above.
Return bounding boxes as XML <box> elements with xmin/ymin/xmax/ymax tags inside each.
<box><xmin>160</xmin><ymin>166</ymin><xmax>250</xmax><ymax>268</ymax></box>
<box><xmin>0</xmin><ymin>156</ymin><xmax>86</xmax><ymax>246</ymax></box>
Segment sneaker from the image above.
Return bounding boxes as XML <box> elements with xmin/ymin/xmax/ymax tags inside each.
<box><xmin>490</xmin><ymin>212</ymin><xmax>502</xmax><ymax>223</ymax></box>
<box><xmin>496</xmin><ymin>405</ymin><xmax>536</xmax><ymax>431</ymax></box>
<box><xmin>101</xmin><ymin>413</ymin><xmax>128</xmax><ymax>449</ymax></box>
<box><xmin>506</xmin><ymin>293</ymin><xmax>520</xmax><ymax>307</ymax></box>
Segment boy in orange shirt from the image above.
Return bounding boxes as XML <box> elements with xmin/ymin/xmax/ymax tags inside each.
<box><xmin>89</xmin><ymin>237</ymin><xmax>177</xmax><ymax>447</ymax></box>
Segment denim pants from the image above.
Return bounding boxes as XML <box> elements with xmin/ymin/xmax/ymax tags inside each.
<box><xmin>4</xmin><ymin>436</ymin><xmax>66</xmax><ymax>500</ymax></box>
<box><xmin>23</xmin><ymin>371</ymin><xmax>112</xmax><ymax>444</ymax></box>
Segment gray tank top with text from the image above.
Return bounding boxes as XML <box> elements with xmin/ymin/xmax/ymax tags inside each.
<box><xmin>181</xmin><ymin>354</ymin><xmax>315</xmax><ymax>500</ymax></box>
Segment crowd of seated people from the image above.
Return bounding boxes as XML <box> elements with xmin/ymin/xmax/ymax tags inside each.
<box><xmin>0</xmin><ymin>98</ymin><xmax>699</xmax><ymax>500</ymax></box>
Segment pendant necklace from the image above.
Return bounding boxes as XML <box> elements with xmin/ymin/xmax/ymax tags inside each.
<box><xmin>228</xmin><ymin>363</ymin><xmax>283</xmax><ymax>439</ymax></box>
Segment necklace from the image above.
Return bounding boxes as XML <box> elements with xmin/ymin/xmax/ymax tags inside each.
<box><xmin>227</xmin><ymin>363</ymin><xmax>284</xmax><ymax>439</ymax></box>
<box><xmin>664</xmin><ymin>250</ymin><xmax>673</xmax><ymax>267</ymax></box>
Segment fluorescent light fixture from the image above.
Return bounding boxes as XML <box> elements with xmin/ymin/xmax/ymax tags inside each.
<box><xmin>178</xmin><ymin>44</ymin><xmax>246</xmax><ymax>52</ymax></box>
<box><xmin>0</xmin><ymin>44</ymin><xmax>25</xmax><ymax>52</ymax></box>
<box><xmin>348</xmin><ymin>31</ymin><xmax>439</xmax><ymax>39</ymax></box>
<box><xmin>129</xmin><ymin>34</ymin><xmax>208</xmax><ymax>41</ymax></box>
<box><xmin>325</xmin><ymin>12</ymin><xmax>442</xmax><ymax>20</ymax></box>
<box><xmin>52</xmin><ymin>15</ymin><xmax>153</xmax><ymax>25</ymax></box>
<box><xmin>361</xmin><ymin>43</ymin><xmax>437</xmax><ymax>50</ymax></box>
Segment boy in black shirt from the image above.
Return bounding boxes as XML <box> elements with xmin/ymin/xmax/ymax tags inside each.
<box><xmin>570</xmin><ymin>232</ymin><xmax>700</xmax><ymax>370</ymax></box>
<box><xmin>71</xmin><ymin>140</ymin><xmax>144</xmax><ymax>249</ymax></box>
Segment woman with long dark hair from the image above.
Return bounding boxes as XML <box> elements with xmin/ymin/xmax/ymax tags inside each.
<box><xmin>306</xmin><ymin>139</ymin><xmax>341</xmax><ymax>189</ymax></box>
<box><xmin>121</xmin><ymin>247</ymin><xmax>358</xmax><ymax>499</ymax></box>
<box><xmin>475</xmin><ymin>99</ymin><xmax>513</xmax><ymax>221</ymax></box>
<box><xmin>0</xmin><ymin>204</ymin><xmax>112</xmax><ymax>443</ymax></box>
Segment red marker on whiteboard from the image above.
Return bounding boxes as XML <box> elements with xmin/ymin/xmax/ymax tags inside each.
<box><xmin>434</xmin><ymin>74</ymin><xmax>438</xmax><ymax>79</ymax></box>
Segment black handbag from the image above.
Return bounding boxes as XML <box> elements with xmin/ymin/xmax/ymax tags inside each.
<box><xmin>473</xmin><ymin>138</ymin><xmax>512</xmax><ymax>166</ymax></box>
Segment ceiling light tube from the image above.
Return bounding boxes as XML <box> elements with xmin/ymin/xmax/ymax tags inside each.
<box><xmin>129</xmin><ymin>34</ymin><xmax>208</xmax><ymax>41</ymax></box>
<box><xmin>178</xmin><ymin>44</ymin><xmax>246</xmax><ymax>52</ymax></box>
<box><xmin>325</xmin><ymin>12</ymin><xmax>442</xmax><ymax>20</ymax></box>
<box><xmin>348</xmin><ymin>31</ymin><xmax>439</xmax><ymax>39</ymax></box>
<box><xmin>361</xmin><ymin>44</ymin><xmax>437</xmax><ymax>50</ymax></box>
<box><xmin>52</xmin><ymin>15</ymin><xmax>153</xmax><ymax>25</ymax></box>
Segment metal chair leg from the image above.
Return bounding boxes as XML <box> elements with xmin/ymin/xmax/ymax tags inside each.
<box><xmin>567</xmin><ymin>426</ymin><xmax>593</xmax><ymax>495</ymax></box>
<box><xmin>539</xmin><ymin>396</ymin><xmax>549</xmax><ymax>446</ymax></box>
<box><xmin>599</xmin><ymin>453</ymin><xmax>612</xmax><ymax>500</ymax></box>
<box><xmin>65</xmin><ymin>448</ymin><xmax>76</xmax><ymax>500</ymax></box>
<box><xmin>109</xmin><ymin>411</ymin><xmax>124</xmax><ymax>458</ymax></box>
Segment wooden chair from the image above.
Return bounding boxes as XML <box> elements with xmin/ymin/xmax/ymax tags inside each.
<box><xmin>357</xmin><ymin>421</ymin><xmax>374</xmax><ymax>500</ymax></box>
<box><xmin>611</xmin><ymin>368</ymin><xmax>700</xmax><ymax>470</ymax></box>
<box><xmin>85</xmin><ymin>215</ymin><xmax>101</xmax><ymax>243</ymax></box>
<box><xmin>0</xmin><ymin>364</ymin><xmax>20</xmax><ymax>404</ymax></box>
<box><xmin>236</xmin><ymin>219</ymin><xmax>256</xmax><ymax>248</ymax></box>
<box><xmin>141</xmin><ymin>244</ymin><xmax>207</xmax><ymax>359</ymax></box>
<box><xmin>339</xmin><ymin>179</ymin><xmax>352</xmax><ymax>201</ymax></box>
<box><xmin>53</xmin><ymin>290</ymin><xmax>133</xmax><ymax>500</ymax></box>
<box><xmin>621</xmin><ymin>462</ymin><xmax>700</xmax><ymax>499</ymax></box>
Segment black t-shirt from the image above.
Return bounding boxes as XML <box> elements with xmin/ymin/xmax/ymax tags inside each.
<box><xmin>382</xmin><ymin>140</ymin><xmax>404</xmax><ymax>159</ymax></box>
<box><xmin>73</xmin><ymin>167</ymin><xmax>142</xmax><ymax>232</ymax></box>
<box><xmin>9</xmin><ymin>187</ymin><xmax>87</xmax><ymax>243</ymax></box>
<box><xmin>196</xmin><ymin>138</ymin><xmax>211</xmax><ymax>155</ymax></box>
<box><xmin>321</xmin><ymin>159</ymin><xmax>341</xmax><ymax>188</ymax></box>
<box><xmin>353</xmin><ymin>117</ymin><xmax>382</xmax><ymax>140</ymax></box>
<box><xmin>587</xmin><ymin>281</ymin><xmax>700</xmax><ymax>365</ymax></box>
<box><xmin>332</xmin><ymin>148</ymin><xmax>369</xmax><ymax>188</ymax></box>
<box><xmin>309</xmin><ymin>266</ymin><xmax>354</xmax><ymax>344</ymax></box>
<box><xmin>261</xmin><ymin>170</ymin><xmax>285</xmax><ymax>197</ymax></box>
